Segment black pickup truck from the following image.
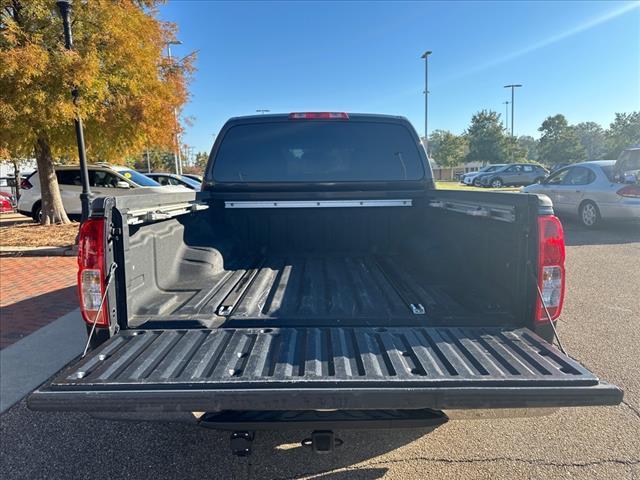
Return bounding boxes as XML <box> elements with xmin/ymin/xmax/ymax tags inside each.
<box><xmin>30</xmin><ymin>113</ymin><xmax>622</xmax><ymax>453</ymax></box>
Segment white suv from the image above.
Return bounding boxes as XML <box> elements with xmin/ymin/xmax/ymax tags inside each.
<box><xmin>18</xmin><ymin>164</ymin><xmax>188</xmax><ymax>221</ymax></box>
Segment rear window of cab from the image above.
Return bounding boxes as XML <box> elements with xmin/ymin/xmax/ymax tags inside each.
<box><xmin>211</xmin><ymin>121</ymin><xmax>425</xmax><ymax>183</ymax></box>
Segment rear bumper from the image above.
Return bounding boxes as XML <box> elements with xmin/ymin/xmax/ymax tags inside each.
<box><xmin>598</xmin><ymin>202</ymin><xmax>640</xmax><ymax>220</ymax></box>
<box><xmin>28</xmin><ymin>383</ymin><xmax>622</xmax><ymax>413</ymax></box>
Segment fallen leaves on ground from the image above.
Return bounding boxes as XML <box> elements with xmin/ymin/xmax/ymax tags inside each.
<box><xmin>0</xmin><ymin>222</ymin><xmax>79</xmax><ymax>247</ymax></box>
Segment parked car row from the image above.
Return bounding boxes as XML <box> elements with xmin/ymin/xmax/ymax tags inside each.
<box><xmin>524</xmin><ymin>160</ymin><xmax>640</xmax><ymax>227</ymax></box>
<box><xmin>460</xmin><ymin>163</ymin><xmax>549</xmax><ymax>188</ymax></box>
<box><xmin>17</xmin><ymin>164</ymin><xmax>203</xmax><ymax>222</ymax></box>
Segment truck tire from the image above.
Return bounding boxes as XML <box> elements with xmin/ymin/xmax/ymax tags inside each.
<box><xmin>579</xmin><ymin>201</ymin><xmax>600</xmax><ymax>228</ymax></box>
<box><xmin>31</xmin><ymin>201</ymin><xmax>42</xmax><ymax>223</ymax></box>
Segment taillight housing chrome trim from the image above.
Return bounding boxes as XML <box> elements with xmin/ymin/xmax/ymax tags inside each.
<box><xmin>77</xmin><ymin>218</ymin><xmax>109</xmax><ymax>327</ymax></box>
<box><xmin>535</xmin><ymin>215</ymin><xmax>566</xmax><ymax>323</ymax></box>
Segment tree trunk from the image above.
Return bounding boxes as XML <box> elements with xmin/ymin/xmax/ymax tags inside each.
<box><xmin>12</xmin><ymin>160</ymin><xmax>21</xmax><ymax>201</ymax></box>
<box><xmin>34</xmin><ymin>137</ymin><xmax>71</xmax><ymax>225</ymax></box>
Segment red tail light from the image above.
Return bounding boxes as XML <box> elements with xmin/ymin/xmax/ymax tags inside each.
<box><xmin>616</xmin><ymin>185</ymin><xmax>640</xmax><ymax>198</ymax></box>
<box><xmin>289</xmin><ymin>112</ymin><xmax>349</xmax><ymax>120</ymax></box>
<box><xmin>535</xmin><ymin>215</ymin><xmax>565</xmax><ymax>323</ymax></box>
<box><xmin>77</xmin><ymin>218</ymin><xmax>109</xmax><ymax>327</ymax></box>
<box><xmin>20</xmin><ymin>178</ymin><xmax>33</xmax><ymax>190</ymax></box>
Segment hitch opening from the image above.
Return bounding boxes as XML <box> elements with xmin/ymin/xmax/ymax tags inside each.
<box><xmin>302</xmin><ymin>430</ymin><xmax>343</xmax><ymax>454</ymax></box>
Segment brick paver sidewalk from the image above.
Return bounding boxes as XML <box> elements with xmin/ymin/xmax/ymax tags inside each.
<box><xmin>0</xmin><ymin>257</ymin><xmax>78</xmax><ymax>349</ymax></box>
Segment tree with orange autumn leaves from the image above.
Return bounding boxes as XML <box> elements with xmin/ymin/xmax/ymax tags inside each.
<box><xmin>0</xmin><ymin>0</ymin><xmax>195</xmax><ymax>223</ymax></box>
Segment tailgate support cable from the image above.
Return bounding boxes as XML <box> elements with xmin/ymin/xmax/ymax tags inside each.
<box><xmin>529</xmin><ymin>265</ymin><xmax>566</xmax><ymax>354</ymax></box>
<box><xmin>536</xmin><ymin>283</ymin><xmax>566</xmax><ymax>354</ymax></box>
<box><xmin>535</xmin><ymin>280</ymin><xmax>567</xmax><ymax>355</ymax></box>
<box><xmin>82</xmin><ymin>262</ymin><xmax>118</xmax><ymax>358</ymax></box>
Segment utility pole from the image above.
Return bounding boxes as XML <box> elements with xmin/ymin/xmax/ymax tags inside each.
<box><xmin>56</xmin><ymin>0</ymin><xmax>92</xmax><ymax>222</ymax></box>
<box><xmin>421</xmin><ymin>51</ymin><xmax>432</xmax><ymax>155</ymax></box>
<box><xmin>502</xmin><ymin>101</ymin><xmax>510</xmax><ymax>132</ymax></box>
<box><xmin>166</xmin><ymin>40</ymin><xmax>183</xmax><ymax>175</ymax></box>
<box><xmin>503</xmin><ymin>84</ymin><xmax>522</xmax><ymax>136</ymax></box>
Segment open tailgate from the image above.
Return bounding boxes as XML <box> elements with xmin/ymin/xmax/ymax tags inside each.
<box><xmin>28</xmin><ymin>327</ymin><xmax>622</xmax><ymax>412</ymax></box>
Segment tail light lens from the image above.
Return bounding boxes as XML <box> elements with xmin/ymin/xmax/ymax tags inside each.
<box><xmin>77</xmin><ymin>218</ymin><xmax>109</xmax><ymax>327</ymax></box>
<box><xmin>535</xmin><ymin>215</ymin><xmax>565</xmax><ymax>323</ymax></box>
<box><xmin>616</xmin><ymin>185</ymin><xmax>640</xmax><ymax>198</ymax></box>
<box><xmin>20</xmin><ymin>178</ymin><xmax>33</xmax><ymax>190</ymax></box>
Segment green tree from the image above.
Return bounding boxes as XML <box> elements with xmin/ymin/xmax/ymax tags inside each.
<box><xmin>193</xmin><ymin>151</ymin><xmax>209</xmax><ymax>171</ymax></box>
<box><xmin>605</xmin><ymin>112</ymin><xmax>640</xmax><ymax>158</ymax></box>
<box><xmin>537</xmin><ymin>114</ymin><xmax>586</xmax><ymax>165</ymax></box>
<box><xmin>465</xmin><ymin>110</ymin><xmax>507</xmax><ymax>164</ymax></box>
<box><xmin>503</xmin><ymin>136</ymin><xmax>527</xmax><ymax>162</ymax></box>
<box><xmin>428</xmin><ymin>130</ymin><xmax>468</xmax><ymax>167</ymax></box>
<box><xmin>517</xmin><ymin>135</ymin><xmax>539</xmax><ymax>161</ymax></box>
<box><xmin>128</xmin><ymin>149</ymin><xmax>176</xmax><ymax>173</ymax></box>
<box><xmin>574</xmin><ymin>122</ymin><xmax>606</xmax><ymax>161</ymax></box>
<box><xmin>0</xmin><ymin>1</ymin><xmax>195</xmax><ymax>223</ymax></box>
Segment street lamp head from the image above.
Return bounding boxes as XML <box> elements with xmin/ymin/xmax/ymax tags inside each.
<box><xmin>504</xmin><ymin>84</ymin><xmax>523</xmax><ymax>88</ymax></box>
<box><xmin>421</xmin><ymin>50</ymin><xmax>432</xmax><ymax>58</ymax></box>
<box><xmin>167</xmin><ymin>40</ymin><xmax>182</xmax><ymax>46</ymax></box>
<box><xmin>56</xmin><ymin>0</ymin><xmax>71</xmax><ymax>17</ymax></box>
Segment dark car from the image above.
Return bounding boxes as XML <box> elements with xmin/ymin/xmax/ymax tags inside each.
<box><xmin>182</xmin><ymin>173</ymin><xmax>204</xmax><ymax>183</ymax></box>
<box><xmin>145</xmin><ymin>172</ymin><xmax>201</xmax><ymax>191</ymax></box>
<box><xmin>478</xmin><ymin>163</ymin><xmax>548</xmax><ymax>188</ymax></box>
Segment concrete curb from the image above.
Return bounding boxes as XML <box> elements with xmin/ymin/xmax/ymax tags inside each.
<box><xmin>0</xmin><ymin>309</ymin><xmax>86</xmax><ymax>414</ymax></box>
<box><xmin>0</xmin><ymin>245</ymin><xmax>77</xmax><ymax>257</ymax></box>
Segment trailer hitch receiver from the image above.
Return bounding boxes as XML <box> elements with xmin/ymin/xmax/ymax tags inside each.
<box><xmin>302</xmin><ymin>430</ymin><xmax>343</xmax><ymax>454</ymax></box>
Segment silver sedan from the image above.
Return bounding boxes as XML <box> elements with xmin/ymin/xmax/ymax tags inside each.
<box><xmin>523</xmin><ymin>160</ymin><xmax>640</xmax><ymax>227</ymax></box>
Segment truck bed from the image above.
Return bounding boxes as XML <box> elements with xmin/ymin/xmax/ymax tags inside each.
<box><xmin>29</xmin><ymin>326</ymin><xmax>622</xmax><ymax>412</ymax></box>
<box><xmin>132</xmin><ymin>253</ymin><xmax>478</xmax><ymax>327</ymax></box>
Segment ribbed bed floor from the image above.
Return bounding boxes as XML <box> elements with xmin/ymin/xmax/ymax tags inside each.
<box><xmin>133</xmin><ymin>254</ymin><xmax>469</xmax><ymax>325</ymax></box>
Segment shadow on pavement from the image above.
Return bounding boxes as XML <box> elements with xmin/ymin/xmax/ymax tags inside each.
<box><xmin>0</xmin><ymin>286</ymin><xmax>77</xmax><ymax>349</ymax></box>
<box><xmin>562</xmin><ymin>219</ymin><xmax>640</xmax><ymax>247</ymax></box>
<box><xmin>0</xmin><ymin>401</ymin><xmax>437</xmax><ymax>480</ymax></box>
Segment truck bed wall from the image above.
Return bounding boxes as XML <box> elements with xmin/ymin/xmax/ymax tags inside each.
<box><xmin>121</xmin><ymin>201</ymin><xmax>532</xmax><ymax>328</ymax></box>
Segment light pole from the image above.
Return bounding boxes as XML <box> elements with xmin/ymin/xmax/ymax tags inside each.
<box><xmin>421</xmin><ymin>50</ymin><xmax>432</xmax><ymax>155</ymax></box>
<box><xmin>256</xmin><ymin>109</ymin><xmax>270</xmax><ymax>115</ymax></box>
<box><xmin>166</xmin><ymin>40</ymin><xmax>183</xmax><ymax>175</ymax></box>
<box><xmin>56</xmin><ymin>0</ymin><xmax>92</xmax><ymax>222</ymax></box>
<box><xmin>503</xmin><ymin>84</ymin><xmax>522</xmax><ymax>136</ymax></box>
<box><xmin>502</xmin><ymin>101</ymin><xmax>510</xmax><ymax>132</ymax></box>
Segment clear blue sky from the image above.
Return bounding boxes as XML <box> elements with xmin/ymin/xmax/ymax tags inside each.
<box><xmin>158</xmin><ymin>1</ymin><xmax>640</xmax><ymax>154</ymax></box>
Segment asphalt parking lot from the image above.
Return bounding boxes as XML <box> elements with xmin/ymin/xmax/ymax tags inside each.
<box><xmin>1</xmin><ymin>220</ymin><xmax>639</xmax><ymax>480</ymax></box>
